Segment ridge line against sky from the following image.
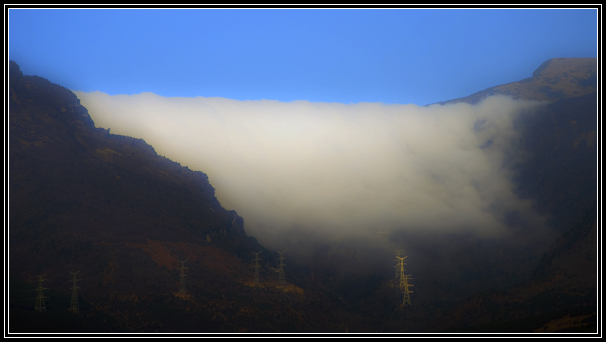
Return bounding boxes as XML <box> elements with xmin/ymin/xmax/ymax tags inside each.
<box><xmin>8</xmin><ymin>7</ymin><xmax>598</xmax><ymax>106</ymax></box>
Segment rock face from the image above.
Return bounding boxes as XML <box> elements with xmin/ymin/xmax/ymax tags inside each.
<box><xmin>9</xmin><ymin>59</ymin><xmax>253</xmax><ymax>262</ymax></box>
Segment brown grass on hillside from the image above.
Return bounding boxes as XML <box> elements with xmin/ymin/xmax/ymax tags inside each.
<box><xmin>127</xmin><ymin>239</ymin><xmax>179</xmax><ymax>270</ymax></box>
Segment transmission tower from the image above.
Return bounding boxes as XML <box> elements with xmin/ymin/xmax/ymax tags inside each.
<box><xmin>178</xmin><ymin>259</ymin><xmax>188</xmax><ymax>294</ymax></box>
<box><xmin>69</xmin><ymin>271</ymin><xmax>81</xmax><ymax>313</ymax></box>
<box><xmin>402</xmin><ymin>273</ymin><xmax>413</xmax><ymax>306</ymax></box>
<box><xmin>396</xmin><ymin>256</ymin><xmax>413</xmax><ymax>306</ymax></box>
<box><xmin>394</xmin><ymin>250</ymin><xmax>405</xmax><ymax>278</ymax></box>
<box><xmin>34</xmin><ymin>275</ymin><xmax>48</xmax><ymax>313</ymax></box>
<box><xmin>277</xmin><ymin>250</ymin><xmax>287</xmax><ymax>287</ymax></box>
<box><xmin>252</xmin><ymin>251</ymin><xmax>262</xmax><ymax>284</ymax></box>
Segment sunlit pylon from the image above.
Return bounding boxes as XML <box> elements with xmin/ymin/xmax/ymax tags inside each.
<box><xmin>396</xmin><ymin>256</ymin><xmax>413</xmax><ymax>306</ymax></box>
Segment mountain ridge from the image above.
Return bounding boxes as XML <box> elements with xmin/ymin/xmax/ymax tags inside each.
<box><xmin>430</xmin><ymin>57</ymin><xmax>597</xmax><ymax>106</ymax></box>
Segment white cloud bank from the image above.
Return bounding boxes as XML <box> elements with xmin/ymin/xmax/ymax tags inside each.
<box><xmin>74</xmin><ymin>91</ymin><xmax>547</xmax><ymax>251</ymax></box>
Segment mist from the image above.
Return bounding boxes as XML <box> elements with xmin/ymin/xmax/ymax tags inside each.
<box><xmin>73</xmin><ymin>91</ymin><xmax>552</xmax><ymax>283</ymax></box>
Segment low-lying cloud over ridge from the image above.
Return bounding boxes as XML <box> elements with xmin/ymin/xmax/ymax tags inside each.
<box><xmin>74</xmin><ymin>91</ymin><xmax>548</xmax><ymax>255</ymax></box>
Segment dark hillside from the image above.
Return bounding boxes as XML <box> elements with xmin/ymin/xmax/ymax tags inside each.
<box><xmin>431</xmin><ymin>58</ymin><xmax>598</xmax><ymax>333</ymax></box>
<box><xmin>8</xmin><ymin>60</ymin><xmax>371</xmax><ymax>333</ymax></box>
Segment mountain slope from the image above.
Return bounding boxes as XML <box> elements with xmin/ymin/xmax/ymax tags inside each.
<box><xmin>8</xmin><ymin>60</ymin><xmax>373</xmax><ymax>333</ymax></box>
<box><xmin>432</xmin><ymin>57</ymin><xmax>597</xmax><ymax>105</ymax></box>
<box><xmin>431</xmin><ymin>58</ymin><xmax>598</xmax><ymax>333</ymax></box>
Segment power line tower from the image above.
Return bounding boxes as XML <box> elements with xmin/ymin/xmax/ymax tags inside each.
<box><xmin>394</xmin><ymin>250</ymin><xmax>405</xmax><ymax>278</ymax></box>
<box><xmin>34</xmin><ymin>275</ymin><xmax>48</xmax><ymax>313</ymax></box>
<box><xmin>277</xmin><ymin>250</ymin><xmax>287</xmax><ymax>287</ymax></box>
<box><xmin>396</xmin><ymin>256</ymin><xmax>413</xmax><ymax>307</ymax></box>
<box><xmin>252</xmin><ymin>251</ymin><xmax>262</xmax><ymax>284</ymax></box>
<box><xmin>402</xmin><ymin>273</ymin><xmax>413</xmax><ymax>306</ymax></box>
<box><xmin>178</xmin><ymin>259</ymin><xmax>188</xmax><ymax>295</ymax></box>
<box><xmin>69</xmin><ymin>271</ymin><xmax>81</xmax><ymax>314</ymax></box>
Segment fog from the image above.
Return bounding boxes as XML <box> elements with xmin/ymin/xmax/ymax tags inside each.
<box><xmin>74</xmin><ymin>91</ymin><xmax>552</xmax><ymax>285</ymax></box>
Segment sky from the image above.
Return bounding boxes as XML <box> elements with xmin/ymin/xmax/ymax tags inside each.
<box><xmin>8</xmin><ymin>8</ymin><xmax>598</xmax><ymax>105</ymax></box>
<box><xmin>7</xmin><ymin>7</ymin><xmax>598</xmax><ymax>284</ymax></box>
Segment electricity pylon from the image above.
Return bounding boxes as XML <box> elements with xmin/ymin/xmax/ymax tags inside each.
<box><xmin>402</xmin><ymin>273</ymin><xmax>413</xmax><ymax>306</ymax></box>
<box><xmin>178</xmin><ymin>259</ymin><xmax>188</xmax><ymax>294</ymax></box>
<box><xmin>69</xmin><ymin>271</ymin><xmax>81</xmax><ymax>313</ymax></box>
<box><xmin>34</xmin><ymin>275</ymin><xmax>48</xmax><ymax>313</ymax></box>
<box><xmin>395</xmin><ymin>256</ymin><xmax>407</xmax><ymax>289</ymax></box>
<box><xmin>394</xmin><ymin>250</ymin><xmax>405</xmax><ymax>278</ymax></box>
<box><xmin>252</xmin><ymin>251</ymin><xmax>262</xmax><ymax>284</ymax></box>
<box><xmin>396</xmin><ymin>256</ymin><xmax>413</xmax><ymax>306</ymax></box>
<box><xmin>277</xmin><ymin>251</ymin><xmax>287</xmax><ymax>287</ymax></box>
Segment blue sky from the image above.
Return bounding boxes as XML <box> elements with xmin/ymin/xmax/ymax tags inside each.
<box><xmin>8</xmin><ymin>8</ymin><xmax>598</xmax><ymax>105</ymax></box>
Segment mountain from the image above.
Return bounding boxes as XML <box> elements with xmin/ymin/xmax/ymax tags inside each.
<box><xmin>431</xmin><ymin>58</ymin><xmax>598</xmax><ymax>333</ymax></box>
<box><xmin>7</xmin><ymin>58</ymin><xmax>598</xmax><ymax>334</ymax></box>
<box><xmin>432</xmin><ymin>57</ymin><xmax>597</xmax><ymax>105</ymax></box>
<box><xmin>7</xmin><ymin>60</ymin><xmax>371</xmax><ymax>333</ymax></box>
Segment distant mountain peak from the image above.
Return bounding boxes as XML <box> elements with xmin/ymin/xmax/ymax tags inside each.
<box><xmin>432</xmin><ymin>57</ymin><xmax>597</xmax><ymax>106</ymax></box>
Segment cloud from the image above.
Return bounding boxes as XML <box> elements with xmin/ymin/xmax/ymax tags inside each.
<box><xmin>74</xmin><ymin>91</ymin><xmax>547</xmax><ymax>256</ymax></box>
